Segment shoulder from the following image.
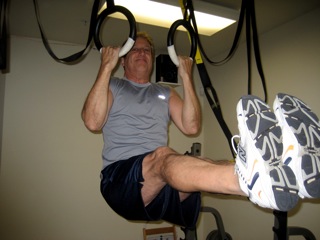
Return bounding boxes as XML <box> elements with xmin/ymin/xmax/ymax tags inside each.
<box><xmin>110</xmin><ymin>77</ymin><xmax>123</xmax><ymax>87</ymax></box>
<box><xmin>109</xmin><ymin>77</ymin><xmax>131</xmax><ymax>91</ymax></box>
<box><xmin>150</xmin><ymin>82</ymin><xmax>172</xmax><ymax>96</ymax></box>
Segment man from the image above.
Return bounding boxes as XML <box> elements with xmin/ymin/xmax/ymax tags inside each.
<box><xmin>82</xmin><ymin>32</ymin><xmax>320</xmax><ymax>227</ymax></box>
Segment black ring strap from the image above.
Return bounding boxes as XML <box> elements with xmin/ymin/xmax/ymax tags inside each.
<box><xmin>33</xmin><ymin>0</ymin><xmax>101</xmax><ymax>63</ymax></box>
<box><xmin>94</xmin><ymin>5</ymin><xmax>136</xmax><ymax>57</ymax></box>
<box><xmin>0</xmin><ymin>0</ymin><xmax>8</xmax><ymax>70</ymax></box>
<box><xmin>33</xmin><ymin>0</ymin><xmax>136</xmax><ymax>63</ymax></box>
<box><xmin>167</xmin><ymin>19</ymin><xmax>197</xmax><ymax>66</ymax></box>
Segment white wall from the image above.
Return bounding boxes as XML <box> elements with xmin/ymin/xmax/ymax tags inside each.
<box><xmin>202</xmin><ymin>7</ymin><xmax>320</xmax><ymax>240</ymax></box>
<box><xmin>0</xmin><ymin>6</ymin><xmax>319</xmax><ymax>240</ymax></box>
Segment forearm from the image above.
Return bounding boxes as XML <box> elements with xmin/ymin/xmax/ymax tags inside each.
<box><xmin>82</xmin><ymin>47</ymin><xmax>119</xmax><ymax>132</ymax></box>
<box><xmin>170</xmin><ymin>56</ymin><xmax>201</xmax><ymax>135</ymax></box>
<box><xmin>181</xmin><ymin>76</ymin><xmax>201</xmax><ymax>134</ymax></box>
<box><xmin>81</xmin><ymin>66</ymin><xmax>112</xmax><ymax>132</ymax></box>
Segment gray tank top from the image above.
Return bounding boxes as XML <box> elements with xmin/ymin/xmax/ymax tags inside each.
<box><xmin>102</xmin><ymin>77</ymin><xmax>171</xmax><ymax>168</ymax></box>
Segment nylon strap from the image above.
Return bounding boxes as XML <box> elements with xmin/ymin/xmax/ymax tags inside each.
<box><xmin>193</xmin><ymin>0</ymin><xmax>268</xmax><ymax>102</ymax></box>
<box><xmin>33</xmin><ymin>0</ymin><xmax>102</xmax><ymax>63</ymax></box>
<box><xmin>0</xmin><ymin>0</ymin><xmax>8</xmax><ymax>70</ymax></box>
<box><xmin>178</xmin><ymin>0</ymin><xmax>235</xmax><ymax>158</ymax></box>
<box><xmin>177</xmin><ymin>0</ymin><xmax>269</xmax><ymax>158</ymax></box>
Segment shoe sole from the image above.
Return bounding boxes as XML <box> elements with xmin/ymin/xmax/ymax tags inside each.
<box><xmin>239</xmin><ymin>95</ymin><xmax>299</xmax><ymax>211</ymax></box>
<box><xmin>275</xmin><ymin>93</ymin><xmax>320</xmax><ymax>198</ymax></box>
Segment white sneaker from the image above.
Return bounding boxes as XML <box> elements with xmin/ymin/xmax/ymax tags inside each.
<box><xmin>234</xmin><ymin>95</ymin><xmax>299</xmax><ymax>211</ymax></box>
<box><xmin>274</xmin><ymin>93</ymin><xmax>320</xmax><ymax>198</ymax></box>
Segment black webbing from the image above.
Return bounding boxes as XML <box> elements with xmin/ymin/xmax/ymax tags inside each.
<box><xmin>0</xmin><ymin>0</ymin><xmax>8</xmax><ymax>70</ymax></box>
<box><xmin>180</xmin><ymin>0</ymin><xmax>236</xmax><ymax>157</ymax></box>
<box><xmin>179</xmin><ymin>0</ymin><xmax>268</xmax><ymax>157</ymax></box>
<box><xmin>32</xmin><ymin>0</ymin><xmax>102</xmax><ymax>63</ymax></box>
<box><xmin>249</xmin><ymin>0</ymin><xmax>268</xmax><ymax>102</ymax></box>
<box><xmin>195</xmin><ymin>0</ymin><xmax>268</xmax><ymax>102</ymax></box>
<box><xmin>196</xmin><ymin>0</ymin><xmax>247</xmax><ymax>66</ymax></box>
<box><xmin>246</xmin><ymin>1</ymin><xmax>252</xmax><ymax>96</ymax></box>
<box><xmin>198</xmin><ymin>63</ymin><xmax>235</xmax><ymax>157</ymax></box>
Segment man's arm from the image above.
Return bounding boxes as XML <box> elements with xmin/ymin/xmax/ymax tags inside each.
<box><xmin>81</xmin><ymin>47</ymin><xmax>120</xmax><ymax>132</ymax></box>
<box><xmin>169</xmin><ymin>56</ymin><xmax>201</xmax><ymax>135</ymax></box>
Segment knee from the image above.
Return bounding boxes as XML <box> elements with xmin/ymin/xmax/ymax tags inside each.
<box><xmin>152</xmin><ymin>147</ymin><xmax>180</xmax><ymax>173</ymax></box>
<box><xmin>144</xmin><ymin>147</ymin><xmax>177</xmax><ymax>170</ymax></box>
<box><xmin>152</xmin><ymin>146</ymin><xmax>176</xmax><ymax>160</ymax></box>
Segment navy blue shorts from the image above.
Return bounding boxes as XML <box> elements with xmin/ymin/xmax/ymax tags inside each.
<box><xmin>100</xmin><ymin>153</ymin><xmax>201</xmax><ymax>228</ymax></box>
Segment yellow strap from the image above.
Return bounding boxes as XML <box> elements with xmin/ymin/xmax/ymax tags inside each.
<box><xmin>177</xmin><ymin>0</ymin><xmax>203</xmax><ymax>64</ymax></box>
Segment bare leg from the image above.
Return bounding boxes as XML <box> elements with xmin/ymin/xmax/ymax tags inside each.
<box><xmin>141</xmin><ymin>146</ymin><xmax>245</xmax><ymax>206</ymax></box>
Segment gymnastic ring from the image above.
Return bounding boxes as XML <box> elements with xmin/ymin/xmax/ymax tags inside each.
<box><xmin>94</xmin><ymin>5</ymin><xmax>136</xmax><ymax>57</ymax></box>
<box><xmin>167</xmin><ymin>19</ymin><xmax>197</xmax><ymax>67</ymax></box>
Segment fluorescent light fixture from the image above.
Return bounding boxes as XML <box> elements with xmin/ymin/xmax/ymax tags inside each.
<box><xmin>99</xmin><ymin>0</ymin><xmax>238</xmax><ymax>36</ymax></box>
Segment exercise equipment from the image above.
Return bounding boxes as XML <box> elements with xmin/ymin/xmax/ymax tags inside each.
<box><xmin>33</xmin><ymin>0</ymin><xmax>136</xmax><ymax>63</ymax></box>
<box><xmin>168</xmin><ymin>0</ymin><xmax>235</xmax><ymax>158</ymax></box>
<box><xmin>167</xmin><ymin>19</ymin><xmax>197</xmax><ymax>67</ymax></box>
<box><xmin>202</xmin><ymin>207</ymin><xmax>232</xmax><ymax>240</ymax></box>
<box><xmin>167</xmin><ymin>0</ymin><xmax>270</xmax><ymax>158</ymax></box>
<box><xmin>273</xmin><ymin>210</ymin><xmax>316</xmax><ymax>240</ymax></box>
<box><xmin>94</xmin><ymin>0</ymin><xmax>136</xmax><ymax>56</ymax></box>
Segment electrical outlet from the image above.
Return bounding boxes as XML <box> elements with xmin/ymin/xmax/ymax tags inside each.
<box><xmin>191</xmin><ymin>142</ymin><xmax>201</xmax><ymax>156</ymax></box>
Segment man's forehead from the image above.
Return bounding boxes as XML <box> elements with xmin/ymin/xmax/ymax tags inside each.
<box><xmin>134</xmin><ymin>38</ymin><xmax>150</xmax><ymax>46</ymax></box>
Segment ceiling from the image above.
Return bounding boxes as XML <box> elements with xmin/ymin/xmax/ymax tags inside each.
<box><xmin>7</xmin><ymin>0</ymin><xmax>320</xmax><ymax>59</ymax></box>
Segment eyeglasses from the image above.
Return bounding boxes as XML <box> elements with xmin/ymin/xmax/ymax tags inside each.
<box><xmin>130</xmin><ymin>47</ymin><xmax>152</xmax><ymax>54</ymax></box>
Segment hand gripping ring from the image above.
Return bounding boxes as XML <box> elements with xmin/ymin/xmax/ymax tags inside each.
<box><xmin>167</xmin><ymin>19</ymin><xmax>197</xmax><ymax>67</ymax></box>
<box><xmin>94</xmin><ymin>6</ymin><xmax>136</xmax><ymax>57</ymax></box>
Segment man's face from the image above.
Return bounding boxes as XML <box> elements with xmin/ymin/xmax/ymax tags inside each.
<box><xmin>122</xmin><ymin>37</ymin><xmax>153</xmax><ymax>77</ymax></box>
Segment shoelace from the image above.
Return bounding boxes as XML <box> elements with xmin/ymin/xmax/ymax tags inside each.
<box><xmin>231</xmin><ymin>135</ymin><xmax>240</xmax><ymax>153</ymax></box>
